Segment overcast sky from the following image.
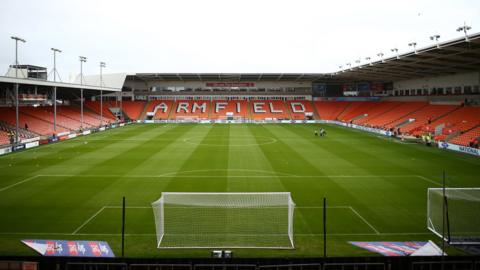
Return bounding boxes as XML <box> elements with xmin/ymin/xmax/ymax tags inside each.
<box><xmin>0</xmin><ymin>0</ymin><xmax>479</xmax><ymax>78</ymax></box>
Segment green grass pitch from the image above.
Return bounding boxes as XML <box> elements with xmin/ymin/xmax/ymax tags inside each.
<box><xmin>0</xmin><ymin>124</ymin><xmax>478</xmax><ymax>257</ymax></box>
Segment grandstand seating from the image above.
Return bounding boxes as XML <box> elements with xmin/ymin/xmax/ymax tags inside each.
<box><xmin>121</xmin><ymin>101</ymin><xmax>147</xmax><ymax>120</ymax></box>
<box><xmin>314</xmin><ymin>101</ymin><xmax>350</xmax><ymax>120</ymax></box>
<box><xmin>386</xmin><ymin>104</ymin><xmax>458</xmax><ymax>135</ymax></box>
<box><xmin>364</xmin><ymin>102</ymin><xmax>427</xmax><ymax>127</ymax></box>
<box><xmin>170</xmin><ymin>100</ymin><xmax>210</xmax><ymax>120</ymax></box>
<box><xmin>57</xmin><ymin>106</ymin><xmax>105</xmax><ymax>127</ymax></box>
<box><xmin>145</xmin><ymin>100</ymin><xmax>175</xmax><ymax>120</ymax></box>
<box><xmin>287</xmin><ymin>100</ymin><xmax>315</xmax><ymax>120</ymax></box>
<box><xmin>0</xmin><ymin>105</ymin><xmax>108</xmax><ymax>137</ymax></box>
<box><xmin>0</xmin><ymin>107</ymin><xmax>67</xmax><ymax>135</ymax></box>
<box><xmin>250</xmin><ymin>100</ymin><xmax>289</xmax><ymax>120</ymax></box>
<box><xmin>337</xmin><ymin>101</ymin><xmax>378</xmax><ymax>122</ymax></box>
<box><xmin>425</xmin><ymin>106</ymin><xmax>480</xmax><ymax>136</ymax></box>
<box><xmin>0</xmin><ymin>101</ymin><xmax>477</xmax><ymax>148</ymax></box>
<box><xmin>449</xmin><ymin>126</ymin><xmax>480</xmax><ymax>146</ymax></box>
<box><xmin>210</xmin><ymin>100</ymin><xmax>248</xmax><ymax>120</ymax></box>
<box><xmin>0</xmin><ymin>130</ymin><xmax>10</xmax><ymax>145</ymax></box>
<box><xmin>353</xmin><ymin>102</ymin><xmax>401</xmax><ymax>125</ymax></box>
<box><xmin>85</xmin><ymin>100</ymin><xmax>117</xmax><ymax>120</ymax></box>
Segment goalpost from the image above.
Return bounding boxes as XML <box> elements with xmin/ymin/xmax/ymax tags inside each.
<box><xmin>427</xmin><ymin>188</ymin><xmax>480</xmax><ymax>244</ymax></box>
<box><xmin>151</xmin><ymin>192</ymin><xmax>296</xmax><ymax>249</ymax></box>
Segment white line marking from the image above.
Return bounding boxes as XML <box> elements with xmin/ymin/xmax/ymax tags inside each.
<box><xmin>104</xmin><ymin>205</ymin><xmax>351</xmax><ymax>209</ymax></box>
<box><xmin>0</xmin><ymin>232</ymin><xmax>433</xmax><ymax>236</ymax></box>
<box><xmin>33</xmin><ymin>174</ymin><xmax>433</xmax><ymax>179</ymax></box>
<box><xmin>0</xmin><ymin>175</ymin><xmax>40</xmax><ymax>192</ymax></box>
<box><xmin>348</xmin><ymin>206</ymin><xmax>380</xmax><ymax>235</ymax></box>
<box><xmin>72</xmin><ymin>206</ymin><xmax>106</xmax><ymax>235</ymax></box>
<box><xmin>416</xmin><ymin>175</ymin><xmax>441</xmax><ymax>186</ymax></box>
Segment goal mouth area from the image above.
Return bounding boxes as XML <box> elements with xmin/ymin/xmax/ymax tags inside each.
<box><xmin>156</xmin><ymin>233</ymin><xmax>295</xmax><ymax>249</ymax></box>
<box><xmin>152</xmin><ymin>192</ymin><xmax>296</xmax><ymax>249</ymax></box>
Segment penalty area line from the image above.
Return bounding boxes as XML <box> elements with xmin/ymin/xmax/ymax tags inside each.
<box><xmin>348</xmin><ymin>206</ymin><xmax>380</xmax><ymax>235</ymax></box>
<box><xmin>0</xmin><ymin>175</ymin><xmax>40</xmax><ymax>192</ymax></box>
<box><xmin>72</xmin><ymin>206</ymin><xmax>106</xmax><ymax>235</ymax></box>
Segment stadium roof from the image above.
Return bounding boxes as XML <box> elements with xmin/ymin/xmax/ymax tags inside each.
<box><xmin>0</xmin><ymin>75</ymin><xmax>122</xmax><ymax>92</ymax></box>
<box><xmin>334</xmin><ymin>32</ymin><xmax>480</xmax><ymax>82</ymax></box>
<box><xmin>128</xmin><ymin>32</ymin><xmax>480</xmax><ymax>84</ymax></box>
<box><xmin>128</xmin><ymin>73</ymin><xmax>333</xmax><ymax>82</ymax></box>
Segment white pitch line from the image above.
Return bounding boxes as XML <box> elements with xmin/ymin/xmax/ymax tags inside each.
<box><xmin>348</xmin><ymin>206</ymin><xmax>380</xmax><ymax>235</ymax></box>
<box><xmin>0</xmin><ymin>232</ymin><xmax>434</xmax><ymax>236</ymax></box>
<box><xmin>34</xmin><ymin>174</ymin><xmax>430</xmax><ymax>179</ymax></box>
<box><xmin>0</xmin><ymin>175</ymin><xmax>40</xmax><ymax>192</ymax></box>
<box><xmin>416</xmin><ymin>175</ymin><xmax>441</xmax><ymax>186</ymax></box>
<box><xmin>72</xmin><ymin>206</ymin><xmax>106</xmax><ymax>235</ymax></box>
<box><xmin>104</xmin><ymin>205</ymin><xmax>351</xmax><ymax>209</ymax></box>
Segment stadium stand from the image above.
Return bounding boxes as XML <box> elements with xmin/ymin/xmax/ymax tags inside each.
<box><xmin>121</xmin><ymin>101</ymin><xmax>147</xmax><ymax>120</ymax></box>
<box><xmin>287</xmin><ymin>100</ymin><xmax>315</xmax><ymax>120</ymax></box>
<box><xmin>250</xmin><ymin>100</ymin><xmax>289</xmax><ymax>120</ymax></box>
<box><xmin>353</xmin><ymin>101</ymin><xmax>402</xmax><ymax>125</ymax></box>
<box><xmin>425</xmin><ymin>106</ymin><xmax>480</xmax><ymax>138</ymax></box>
<box><xmin>363</xmin><ymin>102</ymin><xmax>428</xmax><ymax>128</ymax></box>
<box><xmin>85</xmin><ymin>100</ymin><xmax>117</xmax><ymax>120</ymax></box>
<box><xmin>210</xmin><ymin>100</ymin><xmax>249</xmax><ymax>120</ymax></box>
<box><xmin>144</xmin><ymin>100</ymin><xmax>175</xmax><ymax>120</ymax></box>
<box><xmin>0</xmin><ymin>107</ymin><xmax>68</xmax><ymax>135</ymax></box>
<box><xmin>0</xmin><ymin>130</ymin><xmax>13</xmax><ymax>145</ymax></box>
<box><xmin>314</xmin><ymin>101</ymin><xmax>350</xmax><ymax>120</ymax></box>
<box><xmin>386</xmin><ymin>104</ymin><xmax>458</xmax><ymax>135</ymax></box>
<box><xmin>449</xmin><ymin>126</ymin><xmax>480</xmax><ymax>146</ymax></box>
<box><xmin>170</xmin><ymin>100</ymin><xmax>210</xmax><ymax>120</ymax></box>
<box><xmin>337</xmin><ymin>101</ymin><xmax>378</xmax><ymax>122</ymax></box>
<box><xmin>0</xmin><ymin>104</ymin><xmax>110</xmax><ymax>137</ymax></box>
<box><xmin>57</xmin><ymin>106</ymin><xmax>104</xmax><ymax>127</ymax></box>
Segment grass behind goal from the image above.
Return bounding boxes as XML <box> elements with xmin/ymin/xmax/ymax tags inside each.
<box><xmin>0</xmin><ymin>123</ymin><xmax>479</xmax><ymax>257</ymax></box>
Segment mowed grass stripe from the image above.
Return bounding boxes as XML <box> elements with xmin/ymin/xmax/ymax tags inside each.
<box><xmin>161</xmin><ymin>124</ymin><xmax>229</xmax><ymax>193</ymax></box>
<box><xmin>0</xmin><ymin>125</ymin><xmax>161</xmax><ymax>187</ymax></box>
<box><xmin>290</xmin><ymin>124</ymin><xmax>429</xmax><ymax>233</ymax></box>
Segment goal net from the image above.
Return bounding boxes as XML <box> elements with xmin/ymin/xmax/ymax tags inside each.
<box><xmin>151</xmin><ymin>192</ymin><xmax>295</xmax><ymax>249</ymax></box>
<box><xmin>427</xmin><ymin>188</ymin><xmax>480</xmax><ymax>244</ymax></box>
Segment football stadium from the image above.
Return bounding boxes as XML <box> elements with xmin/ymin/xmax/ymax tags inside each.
<box><xmin>1</xmin><ymin>1</ymin><xmax>480</xmax><ymax>269</ymax></box>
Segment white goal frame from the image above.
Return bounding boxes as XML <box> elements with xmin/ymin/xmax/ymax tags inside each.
<box><xmin>152</xmin><ymin>192</ymin><xmax>296</xmax><ymax>249</ymax></box>
<box><xmin>427</xmin><ymin>187</ymin><xmax>480</xmax><ymax>245</ymax></box>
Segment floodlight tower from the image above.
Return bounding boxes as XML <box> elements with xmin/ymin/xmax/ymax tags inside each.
<box><xmin>408</xmin><ymin>42</ymin><xmax>417</xmax><ymax>54</ymax></box>
<box><xmin>457</xmin><ymin>22</ymin><xmax>472</xmax><ymax>41</ymax></box>
<box><xmin>11</xmin><ymin>36</ymin><xmax>26</xmax><ymax>78</ymax></box>
<box><xmin>377</xmin><ymin>52</ymin><xmax>384</xmax><ymax>62</ymax></box>
<box><xmin>51</xmin><ymin>48</ymin><xmax>62</xmax><ymax>82</ymax></box>
<box><xmin>51</xmin><ymin>47</ymin><xmax>62</xmax><ymax>132</ymax></box>
<box><xmin>79</xmin><ymin>56</ymin><xmax>87</xmax><ymax>129</ymax></box>
<box><xmin>430</xmin><ymin>35</ymin><xmax>441</xmax><ymax>48</ymax></box>
<box><xmin>391</xmin><ymin>48</ymin><xmax>399</xmax><ymax>59</ymax></box>
<box><xmin>365</xmin><ymin>57</ymin><xmax>371</xmax><ymax>65</ymax></box>
<box><xmin>100</xmin><ymin>61</ymin><xmax>106</xmax><ymax>125</ymax></box>
<box><xmin>79</xmin><ymin>56</ymin><xmax>87</xmax><ymax>85</ymax></box>
<box><xmin>10</xmin><ymin>36</ymin><xmax>26</xmax><ymax>145</ymax></box>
